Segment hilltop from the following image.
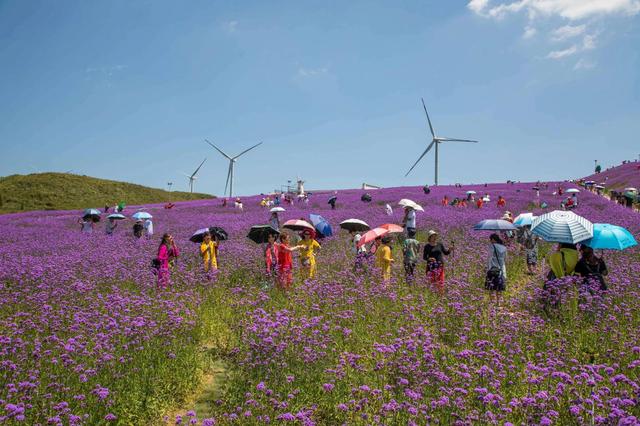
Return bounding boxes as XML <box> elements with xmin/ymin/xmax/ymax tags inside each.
<box><xmin>0</xmin><ymin>173</ymin><xmax>213</xmax><ymax>214</ymax></box>
<box><xmin>582</xmin><ymin>160</ymin><xmax>640</xmax><ymax>192</ymax></box>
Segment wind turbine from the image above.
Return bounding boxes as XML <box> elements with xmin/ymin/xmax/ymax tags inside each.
<box><xmin>405</xmin><ymin>98</ymin><xmax>478</xmax><ymax>185</ymax></box>
<box><xmin>182</xmin><ymin>158</ymin><xmax>207</xmax><ymax>193</ymax></box>
<box><xmin>205</xmin><ymin>139</ymin><xmax>262</xmax><ymax>197</ymax></box>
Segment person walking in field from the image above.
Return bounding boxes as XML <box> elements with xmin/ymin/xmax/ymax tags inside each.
<box><xmin>105</xmin><ymin>217</ymin><xmax>118</xmax><ymax>235</ymax></box>
<box><xmin>485</xmin><ymin>233</ymin><xmax>507</xmax><ymax>306</ymax></box>
<box><xmin>265</xmin><ymin>233</ymin><xmax>280</xmax><ymax>280</ymax></box>
<box><xmin>156</xmin><ymin>233</ymin><xmax>179</xmax><ymax>288</ymax></box>
<box><xmin>275</xmin><ymin>233</ymin><xmax>302</xmax><ymax>290</ymax></box>
<box><xmin>375</xmin><ymin>236</ymin><xmax>394</xmax><ymax>282</ymax></box>
<box><xmin>79</xmin><ymin>217</ymin><xmax>95</xmax><ymax>234</ymax></box>
<box><xmin>133</xmin><ymin>220</ymin><xmax>144</xmax><ymax>239</ymax></box>
<box><xmin>200</xmin><ymin>232</ymin><xmax>217</xmax><ymax>274</ymax></box>
<box><xmin>518</xmin><ymin>224</ymin><xmax>539</xmax><ymax>275</ymax></box>
<box><xmin>350</xmin><ymin>230</ymin><xmax>367</xmax><ymax>270</ymax></box>
<box><xmin>401</xmin><ymin>206</ymin><xmax>417</xmax><ymax>236</ymax></box>
<box><xmin>269</xmin><ymin>212</ymin><xmax>280</xmax><ymax>231</ymax></box>
<box><xmin>144</xmin><ymin>218</ymin><xmax>154</xmax><ymax>237</ymax></box>
<box><xmin>423</xmin><ymin>230</ymin><xmax>453</xmax><ymax>293</ymax></box>
<box><xmin>299</xmin><ymin>230</ymin><xmax>321</xmax><ymax>279</ymax></box>
<box><xmin>402</xmin><ymin>229</ymin><xmax>420</xmax><ymax>283</ymax></box>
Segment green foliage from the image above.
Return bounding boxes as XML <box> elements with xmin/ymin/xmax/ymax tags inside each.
<box><xmin>0</xmin><ymin>173</ymin><xmax>213</xmax><ymax>213</ymax></box>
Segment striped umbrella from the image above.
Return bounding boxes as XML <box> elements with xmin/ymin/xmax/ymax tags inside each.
<box><xmin>582</xmin><ymin>223</ymin><xmax>637</xmax><ymax>251</ymax></box>
<box><xmin>531</xmin><ymin>210</ymin><xmax>593</xmax><ymax>244</ymax></box>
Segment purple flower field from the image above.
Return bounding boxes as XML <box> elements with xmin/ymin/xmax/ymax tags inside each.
<box><xmin>1</xmin><ymin>182</ymin><xmax>639</xmax><ymax>425</ymax></box>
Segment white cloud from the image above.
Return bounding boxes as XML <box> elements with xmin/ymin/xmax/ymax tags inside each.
<box><xmin>547</xmin><ymin>45</ymin><xmax>579</xmax><ymax>59</ymax></box>
<box><xmin>523</xmin><ymin>25</ymin><xmax>537</xmax><ymax>38</ymax></box>
<box><xmin>468</xmin><ymin>0</ymin><xmax>490</xmax><ymax>14</ymax></box>
<box><xmin>550</xmin><ymin>24</ymin><xmax>586</xmax><ymax>41</ymax></box>
<box><xmin>297</xmin><ymin>66</ymin><xmax>329</xmax><ymax>77</ymax></box>
<box><xmin>468</xmin><ymin>0</ymin><xmax>640</xmax><ymax>21</ymax></box>
<box><xmin>467</xmin><ymin>0</ymin><xmax>638</xmax><ymax>61</ymax></box>
<box><xmin>574</xmin><ymin>58</ymin><xmax>596</xmax><ymax>69</ymax></box>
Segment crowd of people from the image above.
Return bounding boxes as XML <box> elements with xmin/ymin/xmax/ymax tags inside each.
<box><xmin>77</xmin><ymin>188</ymin><xmax>612</xmax><ymax>304</ymax></box>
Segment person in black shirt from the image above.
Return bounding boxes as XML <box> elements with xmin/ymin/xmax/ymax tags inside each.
<box><xmin>423</xmin><ymin>230</ymin><xmax>453</xmax><ymax>293</ymax></box>
<box><xmin>133</xmin><ymin>220</ymin><xmax>144</xmax><ymax>239</ymax></box>
<box><xmin>575</xmin><ymin>246</ymin><xmax>608</xmax><ymax>290</ymax></box>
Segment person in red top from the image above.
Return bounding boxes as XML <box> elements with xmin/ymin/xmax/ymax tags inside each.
<box><xmin>441</xmin><ymin>196</ymin><xmax>449</xmax><ymax>206</ymax></box>
<box><xmin>276</xmin><ymin>233</ymin><xmax>302</xmax><ymax>290</ymax></box>
<box><xmin>476</xmin><ymin>198</ymin><xmax>484</xmax><ymax>209</ymax></box>
<box><xmin>497</xmin><ymin>196</ymin><xmax>506</xmax><ymax>208</ymax></box>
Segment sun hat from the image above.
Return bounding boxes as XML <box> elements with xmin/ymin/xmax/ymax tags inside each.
<box><xmin>427</xmin><ymin>230</ymin><xmax>438</xmax><ymax>238</ymax></box>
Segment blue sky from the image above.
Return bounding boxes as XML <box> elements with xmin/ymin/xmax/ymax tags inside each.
<box><xmin>1</xmin><ymin>0</ymin><xmax>639</xmax><ymax>195</ymax></box>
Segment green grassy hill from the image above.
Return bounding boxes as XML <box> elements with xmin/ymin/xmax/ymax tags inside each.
<box><xmin>0</xmin><ymin>173</ymin><xmax>214</xmax><ymax>214</ymax></box>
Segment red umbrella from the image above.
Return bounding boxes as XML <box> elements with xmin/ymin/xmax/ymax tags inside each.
<box><xmin>379</xmin><ymin>223</ymin><xmax>404</xmax><ymax>233</ymax></box>
<box><xmin>282</xmin><ymin>219</ymin><xmax>315</xmax><ymax>233</ymax></box>
<box><xmin>357</xmin><ymin>227</ymin><xmax>389</xmax><ymax>247</ymax></box>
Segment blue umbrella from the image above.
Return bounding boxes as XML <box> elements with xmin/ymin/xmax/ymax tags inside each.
<box><xmin>132</xmin><ymin>212</ymin><xmax>152</xmax><ymax>220</ymax></box>
<box><xmin>513</xmin><ymin>213</ymin><xmax>536</xmax><ymax>227</ymax></box>
<box><xmin>531</xmin><ymin>210</ymin><xmax>593</xmax><ymax>244</ymax></box>
<box><xmin>582</xmin><ymin>223</ymin><xmax>637</xmax><ymax>250</ymax></box>
<box><xmin>473</xmin><ymin>219</ymin><xmax>517</xmax><ymax>231</ymax></box>
<box><xmin>309</xmin><ymin>214</ymin><xmax>333</xmax><ymax>237</ymax></box>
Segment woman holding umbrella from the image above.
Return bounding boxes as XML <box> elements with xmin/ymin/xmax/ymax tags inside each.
<box><xmin>79</xmin><ymin>217</ymin><xmax>95</xmax><ymax>233</ymax></box>
<box><xmin>105</xmin><ymin>217</ymin><xmax>118</xmax><ymax>235</ymax></box>
<box><xmin>299</xmin><ymin>229</ymin><xmax>321</xmax><ymax>279</ymax></box>
<box><xmin>485</xmin><ymin>233</ymin><xmax>507</xmax><ymax>306</ymax></box>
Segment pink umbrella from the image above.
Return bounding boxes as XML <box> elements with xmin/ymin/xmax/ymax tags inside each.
<box><xmin>357</xmin><ymin>227</ymin><xmax>389</xmax><ymax>247</ymax></box>
<box><xmin>379</xmin><ymin>223</ymin><xmax>404</xmax><ymax>233</ymax></box>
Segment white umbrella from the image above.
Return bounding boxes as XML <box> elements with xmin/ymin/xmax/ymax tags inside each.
<box><xmin>398</xmin><ymin>199</ymin><xmax>424</xmax><ymax>212</ymax></box>
<box><xmin>531</xmin><ymin>210</ymin><xmax>593</xmax><ymax>244</ymax></box>
<box><xmin>339</xmin><ymin>219</ymin><xmax>370</xmax><ymax>232</ymax></box>
<box><xmin>270</xmin><ymin>207</ymin><xmax>286</xmax><ymax>213</ymax></box>
<box><xmin>466</xmin><ymin>190</ymin><xmax>476</xmax><ymax>195</ymax></box>
<box><xmin>624</xmin><ymin>187</ymin><xmax>637</xmax><ymax>193</ymax></box>
<box><xmin>565</xmin><ymin>188</ymin><xmax>580</xmax><ymax>194</ymax></box>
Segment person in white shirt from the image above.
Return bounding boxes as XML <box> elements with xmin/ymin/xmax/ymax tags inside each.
<box><xmin>144</xmin><ymin>219</ymin><xmax>154</xmax><ymax>237</ymax></box>
<box><xmin>350</xmin><ymin>230</ymin><xmax>367</xmax><ymax>270</ymax></box>
<box><xmin>402</xmin><ymin>207</ymin><xmax>416</xmax><ymax>235</ymax></box>
<box><xmin>385</xmin><ymin>204</ymin><xmax>393</xmax><ymax>216</ymax></box>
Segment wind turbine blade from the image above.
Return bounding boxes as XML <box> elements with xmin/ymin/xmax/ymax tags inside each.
<box><xmin>405</xmin><ymin>140</ymin><xmax>436</xmax><ymax>177</ymax></box>
<box><xmin>421</xmin><ymin>98</ymin><xmax>436</xmax><ymax>138</ymax></box>
<box><xmin>439</xmin><ymin>138</ymin><xmax>479</xmax><ymax>143</ymax></box>
<box><xmin>191</xmin><ymin>158</ymin><xmax>207</xmax><ymax>178</ymax></box>
<box><xmin>204</xmin><ymin>139</ymin><xmax>232</xmax><ymax>160</ymax></box>
<box><xmin>181</xmin><ymin>172</ymin><xmax>192</xmax><ymax>178</ymax></box>
<box><xmin>224</xmin><ymin>162</ymin><xmax>232</xmax><ymax>195</ymax></box>
<box><xmin>233</xmin><ymin>142</ymin><xmax>263</xmax><ymax>159</ymax></box>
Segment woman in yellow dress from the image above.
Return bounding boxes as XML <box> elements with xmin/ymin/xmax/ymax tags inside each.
<box><xmin>375</xmin><ymin>235</ymin><xmax>394</xmax><ymax>282</ymax></box>
<box><xmin>200</xmin><ymin>232</ymin><xmax>218</xmax><ymax>273</ymax></box>
<box><xmin>299</xmin><ymin>230</ymin><xmax>321</xmax><ymax>279</ymax></box>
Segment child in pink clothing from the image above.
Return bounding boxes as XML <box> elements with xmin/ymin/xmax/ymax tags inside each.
<box><xmin>156</xmin><ymin>233</ymin><xmax>179</xmax><ymax>288</ymax></box>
